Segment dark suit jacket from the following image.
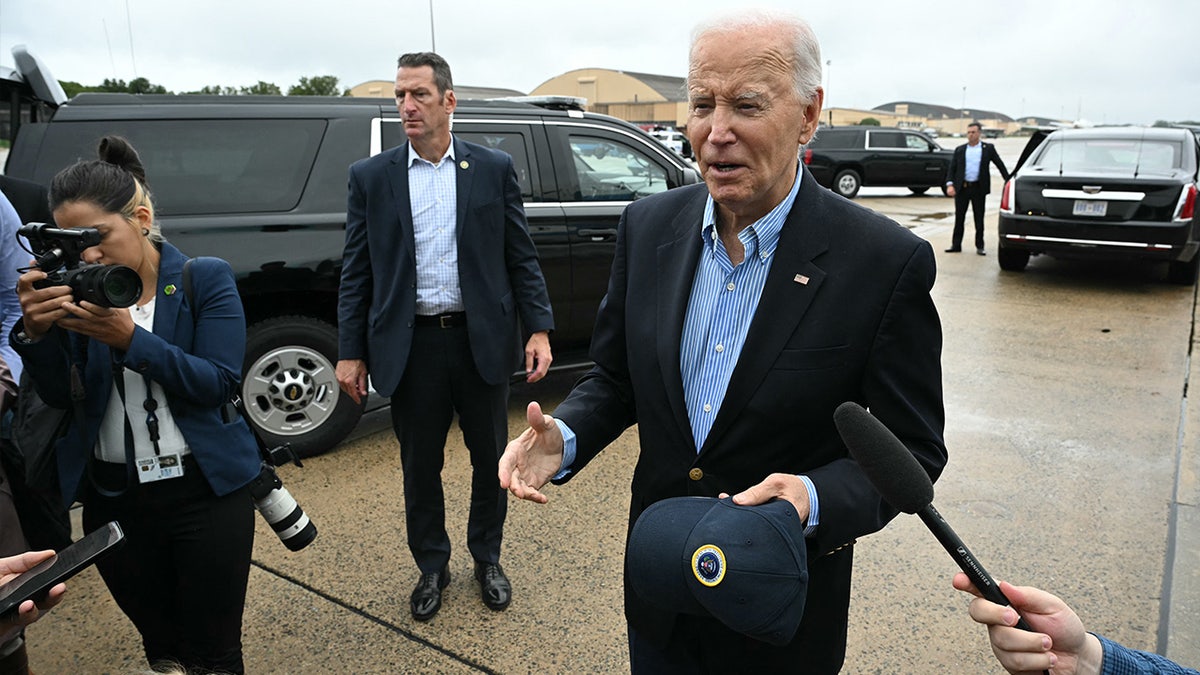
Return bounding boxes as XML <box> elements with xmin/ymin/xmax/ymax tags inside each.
<box><xmin>0</xmin><ymin>175</ymin><xmax>52</xmax><ymax>226</ymax></box>
<box><xmin>553</xmin><ymin>167</ymin><xmax>947</xmax><ymax>668</ymax></box>
<box><xmin>12</xmin><ymin>244</ymin><xmax>262</xmax><ymax>506</ymax></box>
<box><xmin>338</xmin><ymin>137</ymin><xmax>553</xmax><ymax>395</ymax></box>
<box><xmin>945</xmin><ymin>141</ymin><xmax>1010</xmax><ymax>194</ymax></box>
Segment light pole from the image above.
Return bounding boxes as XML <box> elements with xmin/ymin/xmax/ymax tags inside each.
<box><xmin>429</xmin><ymin>0</ymin><xmax>437</xmax><ymax>52</ymax></box>
<box><xmin>825</xmin><ymin>59</ymin><xmax>833</xmax><ymax>126</ymax></box>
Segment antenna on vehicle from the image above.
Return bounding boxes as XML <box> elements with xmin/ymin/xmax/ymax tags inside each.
<box><xmin>1132</xmin><ymin>128</ymin><xmax>1145</xmax><ymax>178</ymax></box>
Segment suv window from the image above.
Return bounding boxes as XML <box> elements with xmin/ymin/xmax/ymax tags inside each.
<box><xmin>867</xmin><ymin>131</ymin><xmax>905</xmax><ymax>149</ymax></box>
<box><xmin>904</xmin><ymin>133</ymin><xmax>932</xmax><ymax>150</ymax></box>
<box><xmin>568</xmin><ymin>135</ymin><xmax>668</xmax><ymax>201</ymax></box>
<box><xmin>29</xmin><ymin>119</ymin><xmax>326</xmax><ymax>216</ymax></box>
<box><xmin>380</xmin><ymin>123</ymin><xmax>537</xmax><ymax>201</ymax></box>
<box><xmin>808</xmin><ymin>129</ymin><xmax>861</xmax><ymax>149</ymax></box>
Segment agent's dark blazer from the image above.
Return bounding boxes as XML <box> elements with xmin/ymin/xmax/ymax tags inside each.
<box><xmin>337</xmin><ymin>137</ymin><xmax>553</xmax><ymax>395</ymax></box>
<box><xmin>553</xmin><ymin>166</ymin><xmax>947</xmax><ymax>670</ymax></box>
<box><xmin>0</xmin><ymin>175</ymin><xmax>52</xmax><ymax>226</ymax></box>
<box><xmin>945</xmin><ymin>141</ymin><xmax>1010</xmax><ymax>194</ymax></box>
<box><xmin>12</xmin><ymin>244</ymin><xmax>262</xmax><ymax>506</ymax></box>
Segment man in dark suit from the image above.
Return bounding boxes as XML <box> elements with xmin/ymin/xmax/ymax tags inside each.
<box><xmin>499</xmin><ymin>11</ymin><xmax>946</xmax><ymax>674</ymax></box>
<box><xmin>945</xmin><ymin>122</ymin><xmax>1010</xmax><ymax>255</ymax></box>
<box><xmin>337</xmin><ymin>52</ymin><xmax>554</xmax><ymax>623</ymax></box>
<box><xmin>0</xmin><ymin>176</ymin><xmax>52</xmax><ymax>226</ymax></box>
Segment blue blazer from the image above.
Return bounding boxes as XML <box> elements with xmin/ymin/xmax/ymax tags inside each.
<box><xmin>13</xmin><ymin>243</ymin><xmax>262</xmax><ymax>505</ymax></box>
<box><xmin>553</xmin><ymin>165</ymin><xmax>947</xmax><ymax>663</ymax></box>
<box><xmin>337</xmin><ymin>137</ymin><xmax>554</xmax><ymax>395</ymax></box>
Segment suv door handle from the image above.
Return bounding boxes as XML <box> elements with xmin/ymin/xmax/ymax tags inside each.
<box><xmin>578</xmin><ymin>228</ymin><xmax>617</xmax><ymax>241</ymax></box>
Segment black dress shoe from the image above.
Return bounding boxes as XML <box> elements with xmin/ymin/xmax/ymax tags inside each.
<box><xmin>474</xmin><ymin>562</ymin><xmax>511</xmax><ymax>611</ymax></box>
<box><xmin>976</xmin><ymin>248</ymin><xmax>987</xmax><ymax>256</ymax></box>
<box><xmin>410</xmin><ymin>566</ymin><xmax>450</xmax><ymax>621</ymax></box>
<box><xmin>944</xmin><ymin>247</ymin><xmax>962</xmax><ymax>253</ymax></box>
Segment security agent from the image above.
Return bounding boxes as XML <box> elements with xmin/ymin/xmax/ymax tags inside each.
<box><xmin>945</xmin><ymin>121</ymin><xmax>1010</xmax><ymax>255</ymax></box>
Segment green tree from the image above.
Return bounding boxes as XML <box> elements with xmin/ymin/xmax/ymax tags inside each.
<box><xmin>127</xmin><ymin>77</ymin><xmax>167</xmax><ymax>94</ymax></box>
<box><xmin>287</xmin><ymin>75</ymin><xmax>341</xmax><ymax>96</ymax></box>
<box><xmin>241</xmin><ymin>81</ymin><xmax>282</xmax><ymax>95</ymax></box>
<box><xmin>859</xmin><ymin>117</ymin><xmax>882</xmax><ymax>126</ymax></box>
<box><xmin>98</xmin><ymin>78</ymin><xmax>128</xmax><ymax>92</ymax></box>
<box><xmin>195</xmin><ymin>84</ymin><xmax>238</xmax><ymax>95</ymax></box>
<box><xmin>59</xmin><ymin>80</ymin><xmax>90</xmax><ymax>98</ymax></box>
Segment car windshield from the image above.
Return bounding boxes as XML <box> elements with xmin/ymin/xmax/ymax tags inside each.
<box><xmin>1030</xmin><ymin>138</ymin><xmax>1181</xmax><ymax>174</ymax></box>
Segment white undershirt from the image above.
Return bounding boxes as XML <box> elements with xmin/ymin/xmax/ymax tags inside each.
<box><xmin>95</xmin><ymin>297</ymin><xmax>191</xmax><ymax>462</ymax></box>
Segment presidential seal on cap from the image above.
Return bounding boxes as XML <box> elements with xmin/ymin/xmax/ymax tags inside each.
<box><xmin>626</xmin><ymin>496</ymin><xmax>809</xmax><ymax>646</ymax></box>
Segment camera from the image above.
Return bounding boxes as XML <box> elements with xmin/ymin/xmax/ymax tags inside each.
<box><xmin>224</xmin><ymin>395</ymin><xmax>317</xmax><ymax>551</ymax></box>
<box><xmin>246</xmin><ymin>443</ymin><xmax>318</xmax><ymax>552</ymax></box>
<box><xmin>18</xmin><ymin>222</ymin><xmax>142</xmax><ymax>308</ymax></box>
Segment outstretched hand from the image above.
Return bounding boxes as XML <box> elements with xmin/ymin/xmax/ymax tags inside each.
<box><xmin>498</xmin><ymin>401</ymin><xmax>564</xmax><ymax>504</ymax></box>
<box><xmin>953</xmin><ymin>573</ymin><xmax>1103</xmax><ymax>675</ymax></box>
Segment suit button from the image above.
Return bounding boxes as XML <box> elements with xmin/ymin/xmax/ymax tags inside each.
<box><xmin>689</xmin><ymin>468</ymin><xmax>703</xmax><ymax>481</ymax></box>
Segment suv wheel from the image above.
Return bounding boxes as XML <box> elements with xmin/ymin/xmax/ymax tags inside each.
<box><xmin>834</xmin><ymin>169</ymin><xmax>861</xmax><ymax>199</ymax></box>
<box><xmin>908</xmin><ymin>186</ymin><xmax>929</xmax><ymax>195</ymax></box>
<box><xmin>1167</xmin><ymin>255</ymin><xmax>1199</xmax><ymax>285</ymax></box>
<box><xmin>997</xmin><ymin>246</ymin><xmax>1030</xmax><ymax>272</ymax></box>
<box><xmin>242</xmin><ymin>316</ymin><xmax>366</xmax><ymax>458</ymax></box>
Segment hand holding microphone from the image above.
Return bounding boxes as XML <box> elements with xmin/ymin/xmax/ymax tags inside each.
<box><xmin>834</xmin><ymin>402</ymin><xmax>1051</xmax><ymax>675</ymax></box>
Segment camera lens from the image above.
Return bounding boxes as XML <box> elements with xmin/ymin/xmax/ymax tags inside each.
<box><xmin>99</xmin><ymin>266</ymin><xmax>142</xmax><ymax>307</ymax></box>
<box><xmin>66</xmin><ymin>264</ymin><xmax>143</xmax><ymax>308</ymax></box>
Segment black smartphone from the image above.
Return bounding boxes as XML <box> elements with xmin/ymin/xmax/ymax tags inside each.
<box><xmin>0</xmin><ymin>521</ymin><xmax>125</xmax><ymax>618</ymax></box>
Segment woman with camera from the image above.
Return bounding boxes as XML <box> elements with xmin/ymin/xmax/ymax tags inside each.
<box><xmin>9</xmin><ymin>136</ymin><xmax>261</xmax><ymax>674</ymax></box>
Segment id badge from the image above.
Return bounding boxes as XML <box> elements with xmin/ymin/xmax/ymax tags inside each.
<box><xmin>136</xmin><ymin>453</ymin><xmax>185</xmax><ymax>483</ymax></box>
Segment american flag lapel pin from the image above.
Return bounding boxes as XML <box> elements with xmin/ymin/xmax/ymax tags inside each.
<box><xmin>793</xmin><ymin>274</ymin><xmax>810</xmax><ymax>285</ymax></box>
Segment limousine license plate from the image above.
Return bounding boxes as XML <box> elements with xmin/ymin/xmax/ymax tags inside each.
<box><xmin>1072</xmin><ymin>199</ymin><xmax>1107</xmax><ymax>217</ymax></box>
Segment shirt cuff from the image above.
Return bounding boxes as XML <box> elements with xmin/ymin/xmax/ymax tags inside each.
<box><xmin>553</xmin><ymin>418</ymin><xmax>577</xmax><ymax>481</ymax></box>
<box><xmin>798</xmin><ymin>475</ymin><xmax>819</xmax><ymax>537</ymax></box>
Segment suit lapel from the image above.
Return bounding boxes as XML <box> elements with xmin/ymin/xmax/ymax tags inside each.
<box><xmin>453</xmin><ymin>137</ymin><xmax>473</xmax><ymax>244</ymax></box>
<box><xmin>152</xmin><ymin>245</ymin><xmax>185</xmax><ymax>348</ymax></box>
<box><xmin>385</xmin><ymin>143</ymin><xmax>416</xmax><ymax>264</ymax></box>
<box><xmin>656</xmin><ymin>192</ymin><xmax>707</xmax><ymax>451</ymax></box>
<box><xmin>699</xmin><ymin>171</ymin><xmax>830</xmax><ymax>456</ymax></box>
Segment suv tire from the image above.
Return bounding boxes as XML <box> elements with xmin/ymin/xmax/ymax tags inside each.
<box><xmin>908</xmin><ymin>186</ymin><xmax>929</xmax><ymax>195</ymax></box>
<box><xmin>241</xmin><ymin>316</ymin><xmax>366</xmax><ymax>458</ymax></box>
<box><xmin>834</xmin><ymin>169</ymin><xmax>861</xmax><ymax>199</ymax></box>
<box><xmin>997</xmin><ymin>246</ymin><xmax>1031</xmax><ymax>272</ymax></box>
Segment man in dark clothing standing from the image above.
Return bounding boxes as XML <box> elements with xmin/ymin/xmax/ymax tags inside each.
<box><xmin>945</xmin><ymin>122</ymin><xmax>1009</xmax><ymax>255</ymax></box>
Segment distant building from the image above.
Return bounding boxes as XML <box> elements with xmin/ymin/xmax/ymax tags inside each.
<box><xmin>873</xmin><ymin>101</ymin><xmax>1017</xmax><ymax>136</ymax></box>
<box><xmin>529</xmin><ymin>68</ymin><xmax>687</xmax><ymax>129</ymax></box>
<box><xmin>348</xmin><ymin>81</ymin><xmax>525</xmax><ymax>100</ymax></box>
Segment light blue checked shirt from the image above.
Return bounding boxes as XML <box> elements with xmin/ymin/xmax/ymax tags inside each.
<box><xmin>408</xmin><ymin>141</ymin><xmax>462</xmax><ymax>315</ymax></box>
<box><xmin>964</xmin><ymin>142</ymin><xmax>983</xmax><ymax>182</ymax></box>
<box><xmin>557</xmin><ymin>168</ymin><xmax>819</xmax><ymax>535</ymax></box>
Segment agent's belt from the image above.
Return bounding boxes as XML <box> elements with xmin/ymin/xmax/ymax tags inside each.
<box><xmin>415</xmin><ymin>312</ymin><xmax>466</xmax><ymax>328</ymax></box>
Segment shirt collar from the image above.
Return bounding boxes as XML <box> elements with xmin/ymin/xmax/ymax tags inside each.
<box><xmin>408</xmin><ymin>137</ymin><xmax>456</xmax><ymax>167</ymax></box>
<box><xmin>700</xmin><ymin>165</ymin><xmax>802</xmax><ymax>261</ymax></box>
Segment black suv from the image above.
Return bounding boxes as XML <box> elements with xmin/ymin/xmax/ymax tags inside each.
<box><xmin>2</xmin><ymin>50</ymin><xmax>699</xmax><ymax>456</ymax></box>
<box><xmin>803</xmin><ymin>126</ymin><xmax>953</xmax><ymax>199</ymax></box>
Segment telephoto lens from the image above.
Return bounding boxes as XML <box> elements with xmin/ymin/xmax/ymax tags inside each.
<box><xmin>247</xmin><ymin>463</ymin><xmax>317</xmax><ymax>551</ymax></box>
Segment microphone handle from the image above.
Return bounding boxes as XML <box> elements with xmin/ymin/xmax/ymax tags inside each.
<box><xmin>917</xmin><ymin>504</ymin><xmax>1035</xmax><ymax>633</ymax></box>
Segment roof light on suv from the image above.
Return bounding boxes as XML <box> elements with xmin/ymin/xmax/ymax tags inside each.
<box><xmin>1173</xmin><ymin>184</ymin><xmax>1197</xmax><ymax>222</ymax></box>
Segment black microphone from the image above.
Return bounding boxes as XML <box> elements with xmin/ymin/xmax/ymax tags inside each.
<box><xmin>833</xmin><ymin>401</ymin><xmax>1037</xmax><ymax>634</ymax></box>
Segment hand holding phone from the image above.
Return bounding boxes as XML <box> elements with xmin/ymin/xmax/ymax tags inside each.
<box><xmin>0</xmin><ymin>551</ymin><xmax>67</xmax><ymax>632</ymax></box>
<box><xmin>0</xmin><ymin>521</ymin><xmax>125</xmax><ymax>630</ymax></box>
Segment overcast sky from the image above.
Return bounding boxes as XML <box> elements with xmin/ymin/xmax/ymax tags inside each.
<box><xmin>2</xmin><ymin>0</ymin><xmax>1195</xmax><ymax>126</ymax></box>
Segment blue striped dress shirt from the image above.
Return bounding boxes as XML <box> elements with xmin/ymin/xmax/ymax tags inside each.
<box><xmin>557</xmin><ymin>167</ymin><xmax>819</xmax><ymax>534</ymax></box>
<box><xmin>408</xmin><ymin>141</ymin><xmax>462</xmax><ymax>314</ymax></box>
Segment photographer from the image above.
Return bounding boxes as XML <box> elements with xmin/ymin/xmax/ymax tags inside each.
<box><xmin>9</xmin><ymin>136</ymin><xmax>261</xmax><ymax>674</ymax></box>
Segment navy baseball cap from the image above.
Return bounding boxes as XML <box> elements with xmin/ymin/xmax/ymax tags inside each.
<box><xmin>626</xmin><ymin>496</ymin><xmax>809</xmax><ymax>646</ymax></box>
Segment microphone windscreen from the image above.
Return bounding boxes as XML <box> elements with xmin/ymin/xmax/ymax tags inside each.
<box><xmin>833</xmin><ymin>402</ymin><xmax>933</xmax><ymax>514</ymax></box>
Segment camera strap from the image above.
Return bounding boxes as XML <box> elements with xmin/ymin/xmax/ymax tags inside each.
<box><xmin>87</xmin><ymin>351</ymin><xmax>140</xmax><ymax>498</ymax></box>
